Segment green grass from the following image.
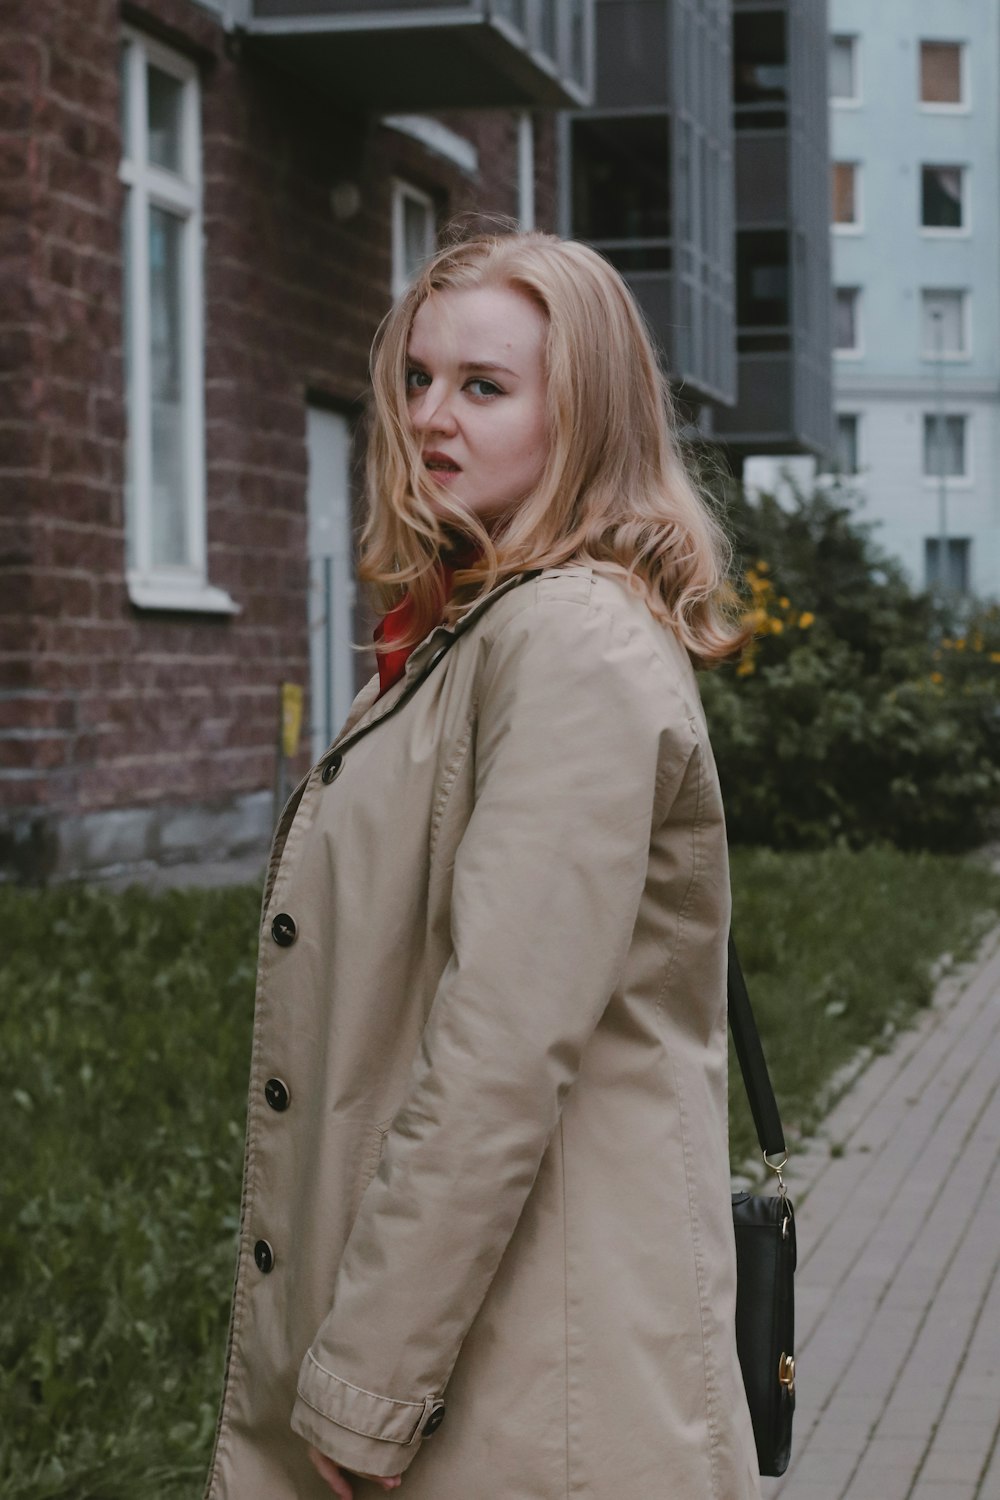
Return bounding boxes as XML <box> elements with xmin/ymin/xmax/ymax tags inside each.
<box><xmin>2</xmin><ymin>850</ymin><xmax>999</xmax><ymax>1498</ymax></box>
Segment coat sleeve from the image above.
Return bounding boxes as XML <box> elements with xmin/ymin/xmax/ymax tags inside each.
<box><xmin>290</xmin><ymin>594</ymin><xmax>697</xmax><ymax>1476</ymax></box>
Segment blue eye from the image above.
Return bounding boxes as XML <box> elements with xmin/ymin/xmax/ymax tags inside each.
<box><xmin>466</xmin><ymin>378</ymin><xmax>502</xmax><ymax>398</ymax></box>
<box><xmin>405</xmin><ymin>368</ymin><xmax>431</xmax><ymax>392</ymax></box>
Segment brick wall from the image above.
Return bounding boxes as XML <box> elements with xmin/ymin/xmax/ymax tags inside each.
<box><xmin>0</xmin><ymin>0</ymin><xmax>561</xmax><ymax>880</ymax></box>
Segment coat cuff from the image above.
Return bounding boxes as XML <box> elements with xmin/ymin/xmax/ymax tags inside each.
<box><xmin>290</xmin><ymin>1350</ymin><xmax>446</xmax><ymax>1477</ymax></box>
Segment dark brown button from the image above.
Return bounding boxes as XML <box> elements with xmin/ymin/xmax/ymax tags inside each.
<box><xmin>422</xmin><ymin>1401</ymin><xmax>446</xmax><ymax>1436</ymax></box>
<box><xmin>321</xmin><ymin>752</ymin><xmax>344</xmax><ymax>785</ymax></box>
<box><xmin>271</xmin><ymin>913</ymin><xmax>296</xmax><ymax>947</ymax></box>
<box><xmin>254</xmin><ymin>1239</ymin><xmax>274</xmax><ymax>1274</ymax></box>
<box><xmin>265</xmin><ymin>1077</ymin><xmax>290</xmax><ymax>1112</ymax></box>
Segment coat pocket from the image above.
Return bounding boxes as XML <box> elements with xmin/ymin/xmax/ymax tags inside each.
<box><xmin>349</xmin><ymin>1122</ymin><xmax>388</xmax><ymax>1226</ymax></box>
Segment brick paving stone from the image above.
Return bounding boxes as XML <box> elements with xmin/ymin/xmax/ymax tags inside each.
<box><xmin>759</xmin><ymin>928</ymin><xmax>1000</xmax><ymax>1500</ymax></box>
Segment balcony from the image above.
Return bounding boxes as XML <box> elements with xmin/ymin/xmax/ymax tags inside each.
<box><xmin>228</xmin><ymin>0</ymin><xmax>594</xmax><ymax>111</ymax></box>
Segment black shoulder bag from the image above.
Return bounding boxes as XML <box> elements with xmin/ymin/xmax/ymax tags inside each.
<box><xmin>728</xmin><ymin>934</ymin><xmax>796</xmax><ymax>1477</ymax></box>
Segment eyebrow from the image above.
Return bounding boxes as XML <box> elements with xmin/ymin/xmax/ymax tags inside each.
<box><xmin>407</xmin><ymin>357</ymin><xmax>519</xmax><ymax>378</ymax></box>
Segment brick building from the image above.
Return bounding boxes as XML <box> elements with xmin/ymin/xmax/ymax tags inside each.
<box><xmin>0</xmin><ymin>0</ymin><xmax>583</xmax><ymax>881</ymax></box>
<box><xmin>1</xmin><ymin>0</ymin><xmax>832</xmax><ymax>883</ymax></box>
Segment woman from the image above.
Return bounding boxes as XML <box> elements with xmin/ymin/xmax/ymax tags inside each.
<box><xmin>204</xmin><ymin>230</ymin><xmax>759</xmax><ymax>1500</ymax></box>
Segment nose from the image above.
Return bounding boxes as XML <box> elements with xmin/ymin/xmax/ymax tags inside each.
<box><xmin>410</xmin><ymin>381</ymin><xmax>458</xmax><ymax>438</ymax></box>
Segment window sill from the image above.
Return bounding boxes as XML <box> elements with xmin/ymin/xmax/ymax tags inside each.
<box><xmin>127</xmin><ymin>573</ymin><xmax>241</xmax><ymax>615</ymax></box>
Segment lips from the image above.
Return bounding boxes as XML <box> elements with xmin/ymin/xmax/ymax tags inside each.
<box><xmin>423</xmin><ymin>450</ymin><xmax>462</xmax><ymax>473</ymax></box>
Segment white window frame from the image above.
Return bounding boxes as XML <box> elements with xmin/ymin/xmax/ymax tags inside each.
<box><xmin>119</xmin><ymin>28</ymin><xmax>236</xmax><ymax>614</ymax></box>
<box><xmin>919</xmin><ymin>163</ymin><xmax>970</xmax><ymax>238</ymax></box>
<box><xmin>922</xmin><ymin>411</ymin><xmax>972</xmax><ymax>486</ymax></box>
<box><xmin>830</xmin><ymin>34</ymin><xmax>861</xmax><ymax>107</ymax></box>
<box><xmin>835</xmin><ymin>411</ymin><xmax>862</xmax><ymax>476</ymax></box>
<box><xmin>832</xmin><ymin>161</ymin><xmax>863</xmax><ymax>234</ymax></box>
<box><xmin>920</xmin><ymin>289</ymin><xmax>971</xmax><ymax>362</ymax></box>
<box><xmin>918</xmin><ymin>39</ymin><xmax>970</xmax><ymax>114</ymax></box>
<box><xmin>834</xmin><ymin>286</ymin><xmax>863</xmax><ymax>359</ymax></box>
<box><xmin>391</xmin><ymin>179</ymin><xmax>436</xmax><ymax>301</ymax></box>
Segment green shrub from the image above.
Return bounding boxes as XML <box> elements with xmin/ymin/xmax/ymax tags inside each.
<box><xmin>702</xmin><ymin>485</ymin><xmax>1000</xmax><ymax>851</ymax></box>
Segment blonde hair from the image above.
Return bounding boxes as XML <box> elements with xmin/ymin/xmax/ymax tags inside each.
<box><xmin>357</xmin><ymin>229</ymin><xmax>749</xmax><ymax>665</ymax></box>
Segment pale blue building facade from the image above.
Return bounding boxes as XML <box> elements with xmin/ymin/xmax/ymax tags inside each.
<box><xmin>829</xmin><ymin>0</ymin><xmax>1000</xmax><ymax>598</ymax></box>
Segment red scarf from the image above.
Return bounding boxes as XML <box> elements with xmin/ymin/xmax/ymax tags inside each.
<box><xmin>374</xmin><ymin>551</ymin><xmax>477</xmax><ymax>698</ymax></box>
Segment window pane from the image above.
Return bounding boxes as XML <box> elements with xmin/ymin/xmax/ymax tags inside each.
<box><xmin>402</xmin><ymin>194</ymin><xmax>433</xmax><ymax>282</ymax></box>
<box><xmin>830</xmin><ymin>35</ymin><xmax>856</xmax><ymax>100</ymax></box>
<box><xmin>921</xmin><ymin>41</ymin><xmax>962</xmax><ymax>104</ymax></box>
<box><xmin>922</xmin><ymin>165</ymin><xmax>963</xmax><ymax>228</ymax></box>
<box><xmin>835</xmin><ymin>287</ymin><xmax>858</xmax><ymax>350</ymax></box>
<box><xmin>836</xmin><ymin>415</ymin><xmax>859</xmax><ymax>473</ymax></box>
<box><xmin>832</xmin><ymin>162</ymin><xmax>857</xmax><ymax>224</ymax></box>
<box><xmin>147</xmin><ymin>64</ymin><xmax>184</xmax><ymax>172</ymax></box>
<box><xmin>149</xmin><ymin>206</ymin><xmax>188</xmax><ymax>567</ymax></box>
<box><xmin>925</xmin><ymin>537</ymin><xmax>970</xmax><ymax>592</ymax></box>
<box><xmin>571</xmin><ymin>114</ymin><xmax>671</xmax><ymax>244</ymax></box>
<box><xmin>733</xmin><ymin>11</ymin><xmax>788</xmax><ymax>106</ymax></box>
<box><xmin>923</xmin><ymin>414</ymin><xmax>966</xmax><ymax>477</ymax></box>
<box><xmin>736</xmin><ymin>230</ymin><xmax>789</xmax><ymax>326</ymax></box>
<box><xmin>922</xmin><ymin>290</ymin><xmax>965</xmax><ymax>354</ymax></box>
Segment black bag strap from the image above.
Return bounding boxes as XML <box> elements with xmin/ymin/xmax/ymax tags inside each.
<box><xmin>728</xmin><ymin>933</ymin><xmax>787</xmax><ymax>1164</ymax></box>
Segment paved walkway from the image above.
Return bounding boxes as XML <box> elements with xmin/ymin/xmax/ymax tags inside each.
<box><xmin>761</xmin><ymin>925</ymin><xmax>1000</xmax><ymax>1500</ymax></box>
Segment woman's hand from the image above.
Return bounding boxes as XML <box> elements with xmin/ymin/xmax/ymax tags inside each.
<box><xmin>307</xmin><ymin>1445</ymin><xmax>402</xmax><ymax>1497</ymax></box>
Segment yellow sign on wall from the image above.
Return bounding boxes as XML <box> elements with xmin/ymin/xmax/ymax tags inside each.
<box><xmin>280</xmin><ymin>683</ymin><xmax>304</xmax><ymax>759</ymax></box>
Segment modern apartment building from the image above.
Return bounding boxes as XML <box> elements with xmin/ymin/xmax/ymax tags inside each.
<box><xmin>560</xmin><ymin>0</ymin><xmax>832</xmax><ymax>461</ymax></box>
<box><xmin>829</xmin><ymin>0</ymin><xmax>1000</xmax><ymax>596</ymax></box>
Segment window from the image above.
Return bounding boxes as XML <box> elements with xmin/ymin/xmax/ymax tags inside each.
<box><xmin>925</xmin><ymin>537</ymin><xmax>970</xmax><ymax>593</ymax></box>
<box><xmin>921</xmin><ymin>165</ymin><xmax>966</xmax><ymax>231</ymax></box>
<box><xmin>921</xmin><ymin>290</ymin><xmax>968</xmax><ymax>358</ymax></box>
<box><xmin>923</xmin><ymin>414</ymin><xmax>968</xmax><ymax>479</ymax></box>
<box><xmin>835</xmin><ymin>414</ymin><xmax>860</xmax><ymax>474</ymax></box>
<box><xmin>835</xmin><ymin>287</ymin><xmax>861</xmax><ymax>354</ymax></box>
<box><xmin>391</xmin><ymin>181</ymin><xmax>436</xmax><ymax>299</ymax></box>
<box><xmin>119</xmin><ymin>31</ymin><xmax>232</xmax><ymax>613</ymax></box>
<box><xmin>832</xmin><ymin>162</ymin><xmax>861</xmax><ymax>228</ymax></box>
<box><xmin>920</xmin><ymin>41</ymin><xmax>965</xmax><ymax>107</ymax></box>
<box><xmin>736</xmin><ymin>230</ymin><xmax>789</xmax><ymax>327</ymax></box>
<box><xmin>830</xmin><ymin>34</ymin><xmax>859</xmax><ymax>103</ymax></box>
<box><xmin>733</xmin><ymin>10</ymin><xmax>788</xmax><ymax>130</ymax></box>
<box><xmin>570</xmin><ymin>113</ymin><xmax>671</xmax><ymax>270</ymax></box>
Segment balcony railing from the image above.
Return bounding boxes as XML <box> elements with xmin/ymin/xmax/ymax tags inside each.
<box><xmin>228</xmin><ymin>0</ymin><xmax>593</xmax><ymax>110</ymax></box>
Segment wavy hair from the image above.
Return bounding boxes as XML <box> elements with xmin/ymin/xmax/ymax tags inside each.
<box><xmin>357</xmin><ymin>229</ymin><xmax>750</xmax><ymax>665</ymax></box>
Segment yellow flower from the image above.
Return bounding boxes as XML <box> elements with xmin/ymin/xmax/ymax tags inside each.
<box><xmin>973</xmin><ymin>634</ymin><xmax>984</xmax><ymax>652</ymax></box>
<box><xmin>942</xmin><ymin>637</ymin><xmax>953</xmax><ymax>649</ymax></box>
<box><xmin>769</xmin><ymin>618</ymin><xmax>785</xmax><ymax>634</ymax></box>
<box><xmin>930</xmin><ymin>672</ymin><xmax>943</xmax><ymax>685</ymax></box>
<box><xmin>798</xmin><ymin>612</ymin><xmax>815</xmax><ymax>629</ymax></box>
<box><xmin>736</xmin><ymin>658</ymin><xmax>756</xmax><ymax>677</ymax></box>
<box><xmin>756</xmin><ymin>560</ymin><xmax>770</xmax><ymax>573</ymax></box>
<box><xmin>779</xmin><ymin>596</ymin><xmax>790</xmax><ymax>609</ymax></box>
<box><xmin>955</xmin><ymin>638</ymin><xmax>966</xmax><ymax>651</ymax></box>
<box><xmin>990</xmin><ymin>652</ymin><xmax>1000</xmax><ymax>665</ymax></box>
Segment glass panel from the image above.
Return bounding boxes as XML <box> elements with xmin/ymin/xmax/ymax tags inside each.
<box><xmin>568</xmin><ymin>0</ymin><xmax>586</xmax><ymax>85</ymax></box>
<box><xmin>595</xmin><ymin>0</ymin><xmax>668</xmax><ymax>109</ymax></box>
<box><xmin>571</xmin><ymin>113</ymin><xmax>671</xmax><ymax>243</ymax></box>
<box><xmin>736</xmin><ymin>230</ymin><xmax>789</xmax><ymax>326</ymax></box>
<box><xmin>147</xmin><ymin>64</ymin><xmax>184</xmax><ymax>172</ymax></box>
<box><xmin>921</xmin><ymin>41</ymin><xmax>962</xmax><ymax>104</ymax></box>
<box><xmin>923</xmin><ymin>414</ymin><xmax>966</xmax><ymax>477</ymax></box>
<box><xmin>492</xmin><ymin>0</ymin><xmax>526</xmax><ymax>28</ymax></box>
<box><xmin>538</xmin><ymin>0</ymin><xmax>556</xmax><ymax>59</ymax></box>
<box><xmin>830</xmin><ymin>35</ymin><xmax>856</xmax><ymax>100</ymax></box>
<box><xmin>922</xmin><ymin>165</ymin><xmax>963</xmax><ymax>228</ymax></box>
<box><xmin>596</xmin><ymin>242</ymin><xmax>672</xmax><ymax>272</ymax></box>
<box><xmin>402</xmin><ymin>193</ymin><xmax>434</xmax><ymax>282</ymax></box>
<box><xmin>733</xmin><ymin>10</ymin><xmax>788</xmax><ymax>109</ymax></box>
<box><xmin>922</xmin><ymin>290</ymin><xmax>965</xmax><ymax>354</ymax></box>
<box><xmin>834</xmin><ymin>287</ymin><xmax>857</xmax><ymax>350</ymax></box>
<box><xmin>925</xmin><ymin>537</ymin><xmax>970</xmax><ymax>592</ymax></box>
<box><xmin>148</xmin><ymin>206</ymin><xmax>188</xmax><ymax>567</ymax></box>
<box><xmin>836</xmin><ymin>414</ymin><xmax>858</xmax><ymax>473</ymax></box>
<box><xmin>832</xmin><ymin>162</ymin><xmax>857</xmax><ymax>224</ymax></box>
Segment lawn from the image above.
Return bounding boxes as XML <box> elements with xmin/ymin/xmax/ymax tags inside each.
<box><xmin>2</xmin><ymin>849</ymin><xmax>999</xmax><ymax>1499</ymax></box>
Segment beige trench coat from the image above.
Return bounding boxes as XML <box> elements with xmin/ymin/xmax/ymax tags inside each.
<box><xmin>204</xmin><ymin>566</ymin><xmax>761</xmax><ymax>1500</ymax></box>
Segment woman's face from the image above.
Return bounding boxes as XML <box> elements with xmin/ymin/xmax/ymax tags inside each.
<box><xmin>405</xmin><ymin>284</ymin><xmax>550</xmax><ymax>524</ymax></box>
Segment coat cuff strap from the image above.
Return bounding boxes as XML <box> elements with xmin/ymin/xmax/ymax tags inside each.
<box><xmin>292</xmin><ymin>1351</ymin><xmax>446</xmax><ymax>1469</ymax></box>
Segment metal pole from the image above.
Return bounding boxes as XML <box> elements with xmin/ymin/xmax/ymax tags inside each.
<box><xmin>933</xmin><ymin>307</ymin><xmax>949</xmax><ymax>594</ymax></box>
<box><xmin>323</xmin><ymin>554</ymin><xmax>333</xmax><ymax>751</ymax></box>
